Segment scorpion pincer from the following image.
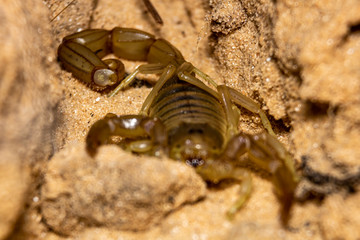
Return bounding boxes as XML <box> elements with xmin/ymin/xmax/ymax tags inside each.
<box><xmin>58</xmin><ymin>27</ymin><xmax>299</xmax><ymax>225</ymax></box>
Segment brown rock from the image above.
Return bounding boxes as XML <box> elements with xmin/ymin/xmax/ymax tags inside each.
<box><xmin>41</xmin><ymin>145</ymin><xmax>206</xmax><ymax>236</ymax></box>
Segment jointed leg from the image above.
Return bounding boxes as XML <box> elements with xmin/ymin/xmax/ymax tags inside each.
<box><xmin>140</xmin><ymin>64</ymin><xmax>177</xmax><ymax>115</ymax></box>
<box><xmin>86</xmin><ymin>114</ymin><xmax>167</xmax><ymax>157</ymax></box>
<box><xmin>176</xmin><ymin>62</ymin><xmax>220</xmax><ymax>98</ymax></box>
<box><xmin>195</xmin><ymin>158</ymin><xmax>252</xmax><ymax>219</ymax></box>
<box><xmin>107</xmin><ymin>63</ymin><xmax>166</xmax><ymax>97</ymax></box>
<box><xmin>217</xmin><ymin>85</ymin><xmax>241</xmax><ymax>138</ymax></box>
<box><xmin>191</xmin><ymin>66</ymin><xmax>218</xmax><ymax>88</ymax></box>
<box><xmin>226</xmin><ymin>86</ymin><xmax>275</xmax><ymax>136</ymax></box>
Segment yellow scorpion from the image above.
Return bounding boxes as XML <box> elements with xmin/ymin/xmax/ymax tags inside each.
<box><xmin>58</xmin><ymin>27</ymin><xmax>299</xmax><ymax>225</ymax></box>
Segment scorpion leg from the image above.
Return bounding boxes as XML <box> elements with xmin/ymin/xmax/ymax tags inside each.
<box><xmin>195</xmin><ymin>159</ymin><xmax>252</xmax><ymax>219</ymax></box>
<box><xmin>107</xmin><ymin>63</ymin><xmax>166</xmax><ymax>97</ymax></box>
<box><xmin>140</xmin><ymin>64</ymin><xmax>177</xmax><ymax>115</ymax></box>
<box><xmin>176</xmin><ymin>62</ymin><xmax>220</xmax><ymax>98</ymax></box>
<box><xmin>86</xmin><ymin>114</ymin><xmax>167</xmax><ymax>157</ymax></box>
<box><xmin>222</xmin><ymin>132</ymin><xmax>299</xmax><ymax>225</ymax></box>
<box><xmin>191</xmin><ymin>66</ymin><xmax>218</xmax><ymax>88</ymax></box>
<box><xmin>217</xmin><ymin>85</ymin><xmax>240</xmax><ymax>138</ymax></box>
<box><xmin>225</xmin><ymin>85</ymin><xmax>275</xmax><ymax>136</ymax></box>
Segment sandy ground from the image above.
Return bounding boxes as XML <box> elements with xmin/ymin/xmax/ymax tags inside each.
<box><xmin>1</xmin><ymin>0</ymin><xmax>360</xmax><ymax>239</ymax></box>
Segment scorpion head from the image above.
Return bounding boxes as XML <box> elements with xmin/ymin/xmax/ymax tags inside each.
<box><xmin>168</xmin><ymin>124</ymin><xmax>223</xmax><ymax>168</ymax></box>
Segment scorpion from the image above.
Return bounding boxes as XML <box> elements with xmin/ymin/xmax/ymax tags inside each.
<box><xmin>58</xmin><ymin>27</ymin><xmax>299</xmax><ymax>225</ymax></box>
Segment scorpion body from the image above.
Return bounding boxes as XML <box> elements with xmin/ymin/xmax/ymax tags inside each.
<box><xmin>58</xmin><ymin>27</ymin><xmax>299</xmax><ymax>225</ymax></box>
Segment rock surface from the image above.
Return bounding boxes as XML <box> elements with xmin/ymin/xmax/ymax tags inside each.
<box><xmin>0</xmin><ymin>0</ymin><xmax>60</xmax><ymax>239</ymax></box>
<box><xmin>41</xmin><ymin>145</ymin><xmax>206</xmax><ymax>235</ymax></box>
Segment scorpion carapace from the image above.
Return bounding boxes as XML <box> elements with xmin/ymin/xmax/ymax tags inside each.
<box><xmin>58</xmin><ymin>27</ymin><xmax>299</xmax><ymax>226</ymax></box>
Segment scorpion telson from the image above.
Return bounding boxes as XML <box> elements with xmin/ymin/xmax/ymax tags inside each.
<box><xmin>58</xmin><ymin>27</ymin><xmax>299</xmax><ymax>226</ymax></box>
